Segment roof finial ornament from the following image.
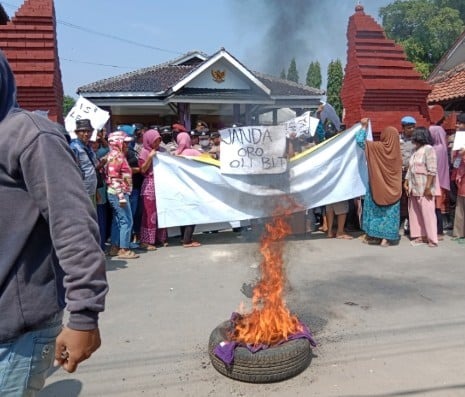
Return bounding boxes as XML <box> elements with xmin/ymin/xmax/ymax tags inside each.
<box><xmin>355</xmin><ymin>1</ymin><xmax>364</xmax><ymax>12</ymax></box>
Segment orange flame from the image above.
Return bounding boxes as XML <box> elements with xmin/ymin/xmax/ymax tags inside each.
<box><xmin>231</xmin><ymin>197</ymin><xmax>304</xmax><ymax>347</ymax></box>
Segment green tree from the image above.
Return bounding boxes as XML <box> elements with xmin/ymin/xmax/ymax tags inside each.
<box><xmin>326</xmin><ymin>59</ymin><xmax>344</xmax><ymax>118</ymax></box>
<box><xmin>287</xmin><ymin>58</ymin><xmax>299</xmax><ymax>83</ymax></box>
<box><xmin>380</xmin><ymin>0</ymin><xmax>464</xmax><ymax>77</ymax></box>
<box><xmin>434</xmin><ymin>0</ymin><xmax>465</xmax><ymax>22</ymax></box>
<box><xmin>306</xmin><ymin>61</ymin><xmax>322</xmax><ymax>89</ymax></box>
<box><xmin>280</xmin><ymin>68</ymin><xmax>286</xmax><ymax>79</ymax></box>
<box><xmin>63</xmin><ymin>95</ymin><xmax>76</xmax><ymax>117</ymax></box>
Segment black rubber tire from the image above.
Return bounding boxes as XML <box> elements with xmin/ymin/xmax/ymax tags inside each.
<box><xmin>208</xmin><ymin>320</ymin><xmax>312</xmax><ymax>383</ymax></box>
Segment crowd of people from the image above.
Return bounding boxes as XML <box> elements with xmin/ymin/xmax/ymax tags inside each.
<box><xmin>71</xmin><ymin>105</ymin><xmax>465</xmax><ymax>256</ymax></box>
<box><xmin>283</xmin><ymin>104</ymin><xmax>465</xmax><ymax>248</ymax></box>
<box><xmin>353</xmin><ymin>113</ymin><xmax>465</xmax><ymax>247</ymax></box>
<box><xmin>70</xmin><ymin>119</ymin><xmax>226</xmax><ymax>258</ymax></box>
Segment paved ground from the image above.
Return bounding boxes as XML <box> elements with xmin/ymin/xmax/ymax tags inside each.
<box><xmin>39</xmin><ymin>228</ymin><xmax>465</xmax><ymax>397</ymax></box>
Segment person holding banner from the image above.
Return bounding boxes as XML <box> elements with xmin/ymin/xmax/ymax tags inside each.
<box><xmin>175</xmin><ymin>132</ymin><xmax>202</xmax><ymax>247</ymax></box>
<box><xmin>139</xmin><ymin>128</ymin><xmax>167</xmax><ymax>250</ymax></box>
<box><xmin>356</xmin><ymin>118</ymin><xmax>402</xmax><ymax>247</ymax></box>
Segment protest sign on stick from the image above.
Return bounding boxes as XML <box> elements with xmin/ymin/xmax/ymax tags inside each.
<box><xmin>219</xmin><ymin>125</ymin><xmax>287</xmax><ymax>175</ymax></box>
<box><xmin>64</xmin><ymin>96</ymin><xmax>110</xmax><ymax>140</ymax></box>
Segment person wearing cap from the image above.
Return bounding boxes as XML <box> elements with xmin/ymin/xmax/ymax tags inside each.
<box><xmin>70</xmin><ymin>118</ymin><xmax>98</xmax><ymax>204</ymax></box>
<box><xmin>400</xmin><ymin>116</ymin><xmax>417</xmax><ymax>235</ymax></box>
<box><xmin>160</xmin><ymin>125</ymin><xmax>177</xmax><ymax>154</ymax></box>
<box><xmin>451</xmin><ymin>112</ymin><xmax>465</xmax><ymax>241</ymax></box>
<box><xmin>194</xmin><ymin>120</ymin><xmax>209</xmax><ymax>135</ymax></box>
<box><xmin>199</xmin><ymin>131</ymin><xmax>212</xmax><ymax>151</ymax></box>
<box><xmin>400</xmin><ymin>116</ymin><xmax>416</xmax><ymax>170</ymax></box>
<box><xmin>209</xmin><ymin>131</ymin><xmax>221</xmax><ymax>160</ymax></box>
<box><xmin>0</xmin><ymin>50</ymin><xmax>108</xmax><ymax>394</ymax></box>
<box><xmin>105</xmin><ymin>131</ymin><xmax>139</xmax><ymax>259</ymax></box>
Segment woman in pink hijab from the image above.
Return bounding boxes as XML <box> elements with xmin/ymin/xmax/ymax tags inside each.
<box><xmin>138</xmin><ymin>128</ymin><xmax>167</xmax><ymax>250</ymax></box>
<box><xmin>175</xmin><ymin>132</ymin><xmax>202</xmax><ymax>247</ymax></box>
<box><xmin>175</xmin><ymin>132</ymin><xmax>202</xmax><ymax>156</ymax></box>
<box><xmin>429</xmin><ymin>125</ymin><xmax>451</xmax><ymax>237</ymax></box>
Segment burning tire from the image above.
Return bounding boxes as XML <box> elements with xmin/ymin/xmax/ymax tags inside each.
<box><xmin>209</xmin><ymin>320</ymin><xmax>313</xmax><ymax>383</ymax></box>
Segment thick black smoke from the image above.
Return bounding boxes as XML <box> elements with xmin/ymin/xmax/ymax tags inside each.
<box><xmin>232</xmin><ymin>0</ymin><xmax>391</xmax><ymax>88</ymax></box>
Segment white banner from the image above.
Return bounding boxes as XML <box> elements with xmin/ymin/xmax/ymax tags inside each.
<box><xmin>154</xmin><ymin>123</ymin><xmax>368</xmax><ymax>228</ymax></box>
<box><xmin>219</xmin><ymin>125</ymin><xmax>287</xmax><ymax>175</ymax></box>
<box><xmin>64</xmin><ymin>96</ymin><xmax>110</xmax><ymax>140</ymax></box>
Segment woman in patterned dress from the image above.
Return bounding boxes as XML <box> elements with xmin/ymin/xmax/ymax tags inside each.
<box><xmin>356</xmin><ymin>119</ymin><xmax>403</xmax><ymax>247</ymax></box>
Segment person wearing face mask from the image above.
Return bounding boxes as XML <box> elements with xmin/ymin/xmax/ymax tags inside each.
<box><xmin>209</xmin><ymin>131</ymin><xmax>221</xmax><ymax>160</ymax></box>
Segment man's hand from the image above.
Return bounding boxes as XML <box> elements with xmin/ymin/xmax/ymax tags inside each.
<box><xmin>54</xmin><ymin>327</ymin><xmax>101</xmax><ymax>373</ymax></box>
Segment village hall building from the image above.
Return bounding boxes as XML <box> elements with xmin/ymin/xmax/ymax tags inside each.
<box><xmin>77</xmin><ymin>48</ymin><xmax>324</xmax><ymax>131</ymax></box>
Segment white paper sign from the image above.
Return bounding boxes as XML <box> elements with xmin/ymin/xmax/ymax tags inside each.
<box><xmin>453</xmin><ymin>131</ymin><xmax>465</xmax><ymax>151</ymax></box>
<box><xmin>219</xmin><ymin>125</ymin><xmax>287</xmax><ymax>175</ymax></box>
<box><xmin>64</xmin><ymin>96</ymin><xmax>110</xmax><ymax>140</ymax></box>
<box><xmin>282</xmin><ymin>111</ymin><xmax>319</xmax><ymax>137</ymax></box>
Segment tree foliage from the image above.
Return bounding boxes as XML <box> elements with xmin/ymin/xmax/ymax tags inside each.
<box><xmin>63</xmin><ymin>95</ymin><xmax>76</xmax><ymax>117</ymax></box>
<box><xmin>380</xmin><ymin>0</ymin><xmax>464</xmax><ymax>77</ymax></box>
<box><xmin>287</xmin><ymin>58</ymin><xmax>299</xmax><ymax>83</ymax></box>
<box><xmin>306</xmin><ymin>61</ymin><xmax>322</xmax><ymax>89</ymax></box>
<box><xmin>326</xmin><ymin>59</ymin><xmax>344</xmax><ymax>118</ymax></box>
<box><xmin>280</xmin><ymin>68</ymin><xmax>286</xmax><ymax>79</ymax></box>
<box><xmin>435</xmin><ymin>0</ymin><xmax>465</xmax><ymax>21</ymax></box>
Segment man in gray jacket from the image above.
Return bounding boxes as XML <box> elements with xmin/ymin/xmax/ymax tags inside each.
<box><xmin>0</xmin><ymin>50</ymin><xmax>108</xmax><ymax>395</ymax></box>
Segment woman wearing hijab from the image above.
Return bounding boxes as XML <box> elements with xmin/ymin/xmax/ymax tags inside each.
<box><xmin>175</xmin><ymin>132</ymin><xmax>202</xmax><ymax>247</ymax></box>
<box><xmin>404</xmin><ymin>127</ymin><xmax>439</xmax><ymax>247</ymax></box>
<box><xmin>106</xmin><ymin>131</ymin><xmax>139</xmax><ymax>259</ymax></box>
<box><xmin>138</xmin><ymin>128</ymin><xmax>167</xmax><ymax>250</ymax></box>
<box><xmin>429</xmin><ymin>125</ymin><xmax>450</xmax><ymax>237</ymax></box>
<box><xmin>356</xmin><ymin>119</ymin><xmax>402</xmax><ymax>247</ymax></box>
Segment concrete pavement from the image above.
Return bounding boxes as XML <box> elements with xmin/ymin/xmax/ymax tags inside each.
<box><xmin>39</xmin><ymin>229</ymin><xmax>465</xmax><ymax>397</ymax></box>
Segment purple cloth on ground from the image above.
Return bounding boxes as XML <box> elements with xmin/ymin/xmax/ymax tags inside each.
<box><xmin>213</xmin><ymin>313</ymin><xmax>317</xmax><ymax>365</ymax></box>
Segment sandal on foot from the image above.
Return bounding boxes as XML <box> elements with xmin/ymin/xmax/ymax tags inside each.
<box><xmin>183</xmin><ymin>241</ymin><xmax>201</xmax><ymax>248</ymax></box>
<box><xmin>140</xmin><ymin>243</ymin><xmax>157</xmax><ymax>251</ymax></box>
<box><xmin>117</xmin><ymin>250</ymin><xmax>139</xmax><ymax>259</ymax></box>
<box><xmin>336</xmin><ymin>234</ymin><xmax>353</xmax><ymax>240</ymax></box>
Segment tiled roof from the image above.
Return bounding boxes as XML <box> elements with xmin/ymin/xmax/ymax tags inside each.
<box><xmin>78</xmin><ymin>51</ymin><xmax>323</xmax><ymax>97</ymax></box>
<box><xmin>428</xmin><ymin>62</ymin><xmax>465</xmax><ymax>103</ymax></box>
<box><xmin>78</xmin><ymin>64</ymin><xmax>198</xmax><ymax>94</ymax></box>
<box><xmin>172</xmin><ymin>88</ymin><xmax>271</xmax><ymax>101</ymax></box>
<box><xmin>254</xmin><ymin>72</ymin><xmax>323</xmax><ymax>96</ymax></box>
